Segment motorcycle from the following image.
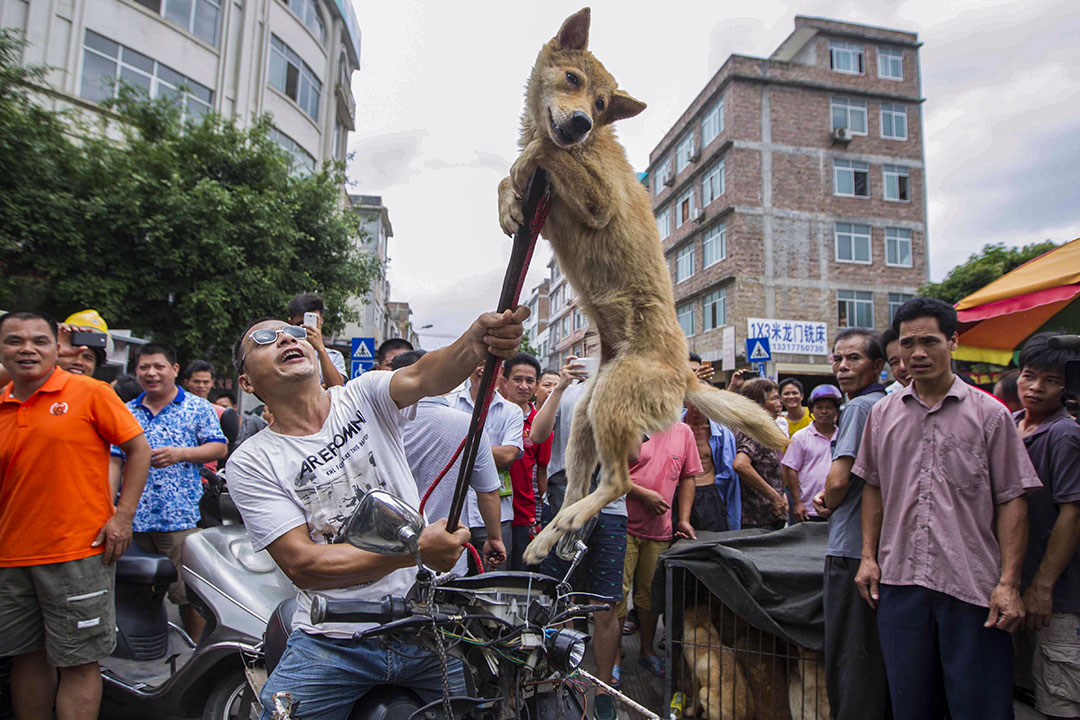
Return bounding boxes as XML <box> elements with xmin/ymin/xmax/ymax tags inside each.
<box><xmin>262</xmin><ymin>490</ymin><xmax>660</xmax><ymax>720</ymax></box>
<box><xmin>101</xmin><ymin>469</ymin><xmax>294</xmax><ymax>719</ymax></box>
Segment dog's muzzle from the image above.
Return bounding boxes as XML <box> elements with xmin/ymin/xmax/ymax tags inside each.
<box><xmin>550</xmin><ymin>109</ymin><xmax>593</xmax><ymax>145</ymax></box>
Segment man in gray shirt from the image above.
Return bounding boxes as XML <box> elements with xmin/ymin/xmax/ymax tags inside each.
<box><xmin>530</xmin><ymin>354</ymin><xmax>628</xmax><ymax>720</ymax></box>
<box><xmin>452</xmin><ymin>363</ymin><xmax>523</xmax><ymax>567</ymax></box>
<box><xmin>812</xmin><ymin>328</ymin><xmax>888</xmax><ymax>720</ymax></box>
<box><xmin>392</xmin><ymin>350</ymin><xmax>505</xmax><ymax>574</ymax></box>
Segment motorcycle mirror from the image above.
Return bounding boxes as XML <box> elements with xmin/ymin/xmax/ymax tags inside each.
<box><xmin>554</xmin><ymin>515</ymin><xmax>597</xmax><ymax>562</ymax></box>
<box><xmin>340</xmin><ymin>490</ymin><xmax>426</xmax><ymax>557</ymax></box>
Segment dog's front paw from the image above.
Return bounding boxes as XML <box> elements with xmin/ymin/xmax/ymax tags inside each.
<box><xmin>497</xmin><ymin>176</ymin><xmax>524</xmax><ymax>236</ymax></box>
<box><xmin>508</xmin><ymin>139</ymin><xmax>543</xmax><ymax>195</ymax></box>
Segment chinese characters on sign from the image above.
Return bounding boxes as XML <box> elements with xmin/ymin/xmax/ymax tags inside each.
<box><xmin>746</xmin><ymin>318</ymin><xmax>828</xmax><ymax>356</ymax></box>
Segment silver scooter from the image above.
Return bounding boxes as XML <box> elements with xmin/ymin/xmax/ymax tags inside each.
<box><xmin>101</xmin><ymin>471</ymin><xmax>294</xmax><ymax>720</ymax></box>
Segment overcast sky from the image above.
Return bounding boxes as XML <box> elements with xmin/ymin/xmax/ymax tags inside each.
<box><xmin>344</xmin><ymin>0</ymin><xmax>1080</xmax><ymax>348</ymax></box>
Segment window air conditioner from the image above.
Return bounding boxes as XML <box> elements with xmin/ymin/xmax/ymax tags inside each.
<box><xmin>832</xmin><ymin>127</ymin><xmax>852</xmax><ymax>144</ymax></box>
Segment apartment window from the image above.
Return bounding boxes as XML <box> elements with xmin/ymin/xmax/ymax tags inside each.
<box><xmin>133</xmin><ymin>0</ymin><xmax>221</xmax><ymax>46</ymax></box>
<box><xmin>550</xmin><ymin>321</ymin><xmax>559</xmax><ymax>344</ymax></box>
<box><xmin>703</xmin><ymin>222</ymin><xmax>726</xmax><ymax>267</ymax></box>
<box><xmin>80</xmin><ymin>30</ymin><xmax>213</xmax><ymax>118</ymax></box>
<box><xmin>834</xmin><ymin>159</ymin><xmax>869</xmax><ymax>197</ymax></box>
<box><xmin>269</xmin><ymin>126</ymin><xmax>316</xmax><ymax>175</ymax></box>
<box><xmin>676</xmin><ymin>243</ymin><xmax>695</xmax><ymax>283</ymax></box>
<box><xmin>831</xmin><ymin>96</ymin><xmax>867</xmax><ymax>135</ymax></box>
<box><xmin>838</xmin><ymin>290</ymin><xmax>874</xmax><ymax>328</ymax></box>
<box><xmin>883</xmin><ymin>165</ymin><xmax>910</xmax><ymax>202</ymax></box>
<box><xmin>551</xmin><ymin>286</ymin><xmax>562</xmax><ymax>313</ymax></box>
<box><xmin>701</xmin><ymin>98</ymin><xmax>724</xmax><ymax>147</ymax></box>
<box><xmin>835</xmin><ymin>223</ymin><xmax>872</xmax><ymax>264</ymax></box>
<box><xmin>676</xmin><ymin>188</ymin><xmax>695</xmax><ymax>227</ymax></box>
<box><xmin>703</xmin><ymin>288</ymin><xmax>726</xmax><ymax>331</ymax></box>
<box><xmin>269</xmin><ymin>35</ymin><xmax>322</xmax><ymax>120</ymax></box>
<box><xmin>829</xmin><ymin>41</ymin><xmax>864</xmax><ymax>74</ymax></box>
<box><xmin>656</xmin><ymin>207</ymin><xmax>671</xmax><ymax>240</ymax></box>
<box><xmin>677</xmin><ymin>302</ymin><xmax>695</xmax><ymax>337</ymax></box>
<box><xmin>880</xmin><ymin>103</ymin><xmax>907</xmax><ymax>140</ymax></box>
<box><xmin>702</xmin><ymin>160</ymin><xmax>725</xmax><ymax>206</ymax></box>
<box><xmin>878</xmin><ymin>47</ymin><xmax>903</xmax><ymax>80</ymax></box>
<box><xmin>653</xmin><ymin>159</ymin><xmax>671</xmax><ymax>196</ymax></box>
<box><xmin>574</xmin><ymin>309</ymin><xmax>585</xmax><ymax>330</ymax></box>
<box><xmin>888</xmin><ymin>293</ymin><xmax>914</xmax><ymax>321</ymax></box>
<box><xmin>286</xmin><ymin>0</ymin><xmax>327</xmax><ymax>44</ymax></box>
<box><xmin>676</xmin><ymin>134</ymin><xmax>695</xmax><ymax>174</ymax></box>
<box><xmin>886</xmin><ymin>227</ymin><xmax>913</xmax><ymax>267</ymax></box>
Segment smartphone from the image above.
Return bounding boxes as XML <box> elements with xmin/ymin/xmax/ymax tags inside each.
<box><xmin>303</xmin><ymin>311</ymin><xmax>319</xmax><ymax>328</ymax></box>
<box><xmin>70</xmin><ymin>330</ymin><xmax>107</xmax><ymax>349</ymax></box>
<box><xmin>741</xmin><ymin>369</ymin><xmax>760</xmax><ymax>379</ymax></box>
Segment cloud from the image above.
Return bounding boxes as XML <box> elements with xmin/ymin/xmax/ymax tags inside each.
<box><xmin>347</xmin><ymin>129</ymin><xmax>428</xmax><ymax>189</ymax></box>
<box><xmin>424</xmin><ymin>150</ymin><xmax>512</xmax><ymax>173</ymax></box>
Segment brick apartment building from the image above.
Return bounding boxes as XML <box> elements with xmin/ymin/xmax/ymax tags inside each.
<box><xmin>648</xmin><ymin>16</ymin><xmax>928</xmax><ymax>384</ymax></box>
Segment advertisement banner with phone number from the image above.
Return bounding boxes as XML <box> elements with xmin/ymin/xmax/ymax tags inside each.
<box><xmin>747</xmin><ymin>318</ymin><xmax>828</xmax><ymax>356</ymax></box>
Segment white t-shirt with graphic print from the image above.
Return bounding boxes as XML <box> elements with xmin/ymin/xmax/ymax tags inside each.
<box><xmin>226</xmin><ymin>370</ymin><xmax>418</xmax><ymax>638</ymax></box>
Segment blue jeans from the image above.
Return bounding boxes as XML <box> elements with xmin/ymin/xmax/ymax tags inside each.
<box><xmin>260</xmin><ymin>629</ymin><xmax>468</xmax><ymax>720</ymax></box>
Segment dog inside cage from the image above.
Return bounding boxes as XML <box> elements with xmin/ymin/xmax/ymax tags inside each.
<box><xmin>666</xmin><ymin>564</ymin><xmax>829</xmax><ymax>720</ymax></box>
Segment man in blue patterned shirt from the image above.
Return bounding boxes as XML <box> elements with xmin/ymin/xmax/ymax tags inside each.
<box><xmin>112</xmin><ymin>343</ymin><xmax>226</xmax><ymax>639</ymax></box>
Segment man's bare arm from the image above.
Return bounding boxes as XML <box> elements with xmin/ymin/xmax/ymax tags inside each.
<box><xmin>854</xmin><ymin>483</ymin><xmax>884</xmax><ymax>608</ymax></box>
<box><xmin>492</xmin><ymin>445</ymin><xmax>519</xmax><ymax>470</ymax></box>
<box><xmin>1024</xmin><ymin>501</ymin><xmax>1080</xmax><ymax>628</ymax></box>
<box><xmin>266</xmin><ymin>519</ymin><xmax>471</xmax><ymax>589</ymax></box>
<box><xmin>986</xmin><ymin>495</ymin><xmax>1028</xmax><ymax>632</ymax></box>
<box><xmin>390</xmin><ymin>307</ymin><xmax>529</xmax><ymax>409</ymax></box>
<box><xmin>94</xmin><ymin>434</ymin><xmax>151</xmax><ymax>563</ymax></box>
<box><xmin>822</xmin><ymin>456</ymin><xmax>855</xmax><ymax>511</ymax></box>
<box><xmin>783</xmin><ymin>466</ymin><xmax>807</xmax><ymax>520</ymax></box>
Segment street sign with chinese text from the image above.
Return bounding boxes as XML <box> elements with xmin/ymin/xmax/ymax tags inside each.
<box><xmin>747</xmin><ymin>318</ymin><xmax>828</xmax><ymax>356</ymax></box>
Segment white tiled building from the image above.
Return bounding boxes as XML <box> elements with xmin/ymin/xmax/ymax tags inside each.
<box><xmin>2</xmin><ymin>0</ymin><xmax>361</xmax><ymax>169</ymax></box>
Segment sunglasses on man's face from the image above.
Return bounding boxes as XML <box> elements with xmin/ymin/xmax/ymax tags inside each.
<box><xmin>240</xmin><ymin>325</ymin><xmax>307</xmax><ymax>371</ymax></box>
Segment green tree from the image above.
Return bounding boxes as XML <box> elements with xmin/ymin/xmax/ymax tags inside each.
<box><xmin>520</xmin><ymin>329</ymin><xmax>541</xmax><ymax>359</ymax></box>
<box><xmin>919</xmin><ymin>240</ymin><xmax>1058</xmax><ymax>305</ymax></box>
<box><xmin>0</xmin><ymin>29</ymin><xmax>380</xmax><ymax>369</ymax></box>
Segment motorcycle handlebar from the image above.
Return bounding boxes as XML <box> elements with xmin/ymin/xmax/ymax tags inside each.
<box><xmin>310</xmin><ymin>594</ymin><xmax>409</xmax><ymax>625</ymax></box>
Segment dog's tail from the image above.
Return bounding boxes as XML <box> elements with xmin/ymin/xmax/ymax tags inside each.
<box><xmin>685</xmin><ymin>378</ymin><xmax>788</xmax><ymax>450</ymax></box>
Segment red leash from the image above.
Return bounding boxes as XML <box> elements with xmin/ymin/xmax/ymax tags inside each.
<box><xmin>419</xmin><ymin>170</ymin><xmax>552</xmax><ymax>573</ymax></box>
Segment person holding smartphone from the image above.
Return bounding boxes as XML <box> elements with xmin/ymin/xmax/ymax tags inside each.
<box><xmin>288</xmin><ymin>293</ymin><xmax>346</xmax><ymax>388</ymax></box>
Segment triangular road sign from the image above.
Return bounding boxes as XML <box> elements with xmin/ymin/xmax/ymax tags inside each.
<box><xmin>353</xmin><ymin>343</ymin><xmax>372</xmax><ymax>359</ymax></box>
<box><xmin>748</xmin><ymin>341</ymin><xmax>770</xmax><ymax>361</ymax></box>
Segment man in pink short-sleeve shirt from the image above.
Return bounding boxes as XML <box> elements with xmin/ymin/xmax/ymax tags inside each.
<box><xmin>781</xmin><ymin>384</ymin><xmax>841</xmax><ymax>522</ymax></box>
<box><xmin>621</xmin><ymin>422</ymin><xmax>702</xmax><ymax>676</ymax></box>
<box><xmin>853</xmin><ymin>298</ymin><xmax>1041</xmax><ymax>720</ymax></box>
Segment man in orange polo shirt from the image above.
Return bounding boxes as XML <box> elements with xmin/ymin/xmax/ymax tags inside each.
<box><xmin>0</xmin><ymin>311</ymin><xmax>150</xmax><ymax>720</ymax></box>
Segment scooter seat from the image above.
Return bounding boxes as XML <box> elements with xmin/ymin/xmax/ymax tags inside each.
<box><xmin>115</xmin><ymin>542</ymin><xmax>178</xmax><ymax>585</ymax></box>
<box><xmin>264</xmin><ymin>597</ymin><xmax>297</xmax><ymax>675</ymax></box>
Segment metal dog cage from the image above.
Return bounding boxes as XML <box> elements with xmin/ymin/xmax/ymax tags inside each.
<box><xmin>663</xmin><ymin>560</ymin><xmax>828</xmax><ymax>720</ymax></box>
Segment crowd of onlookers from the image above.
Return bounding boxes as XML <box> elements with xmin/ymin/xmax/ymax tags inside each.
<box><xmin>2</xmin><ymin>292</ymin><xmax>1077</xmax><ymax>720</ymax></box>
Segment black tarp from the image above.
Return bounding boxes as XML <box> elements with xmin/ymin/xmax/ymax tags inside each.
<box><xmin>653</xmin><ymin>521</ymin><xmax>828</xmax><ymax>650</ymax></box>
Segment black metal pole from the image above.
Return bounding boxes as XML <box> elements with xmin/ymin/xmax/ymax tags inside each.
<box><xmin>446</xmin><ymin>168</ymin><xmax>550</xmax><ymax>530</ymax></box>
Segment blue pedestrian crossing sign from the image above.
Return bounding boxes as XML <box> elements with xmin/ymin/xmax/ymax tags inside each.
<box><xmin>350</xmin><ymin>337</ymin><xmax>376</xmax><ymax>378</ymax></box>
<box><xmin>745</xmin><ymin>337</ymin><xmax>772</xmax><ymax>362</ymax></box>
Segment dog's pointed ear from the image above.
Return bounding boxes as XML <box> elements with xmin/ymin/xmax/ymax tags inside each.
<box><xmin>607</xmin><ymin>90</ymin><xmax>646</xmax><ymax>123</ymax></box>
<box><xmin>555</xmin><ymin>8</ymin><xmax>590</xmax><ymax>50</ymax></box>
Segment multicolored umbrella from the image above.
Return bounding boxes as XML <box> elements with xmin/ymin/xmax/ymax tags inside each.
<box><xmin>954</xmin><ymin>237</ymin><xmax>1080</xmax><ymax>365</ymax></box>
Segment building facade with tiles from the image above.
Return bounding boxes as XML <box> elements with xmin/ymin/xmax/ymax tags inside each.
<box><xmin>647</xmin><ymin>16</ymin><xmax>928</xmax><ymax>382</ymax></box>
<box><xmin>3</xmin><ymin>0</ymin><xmax>360</xmax><ymax>171</ymax></box>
